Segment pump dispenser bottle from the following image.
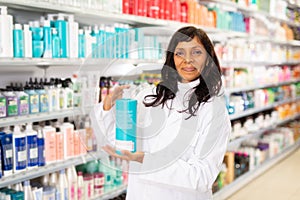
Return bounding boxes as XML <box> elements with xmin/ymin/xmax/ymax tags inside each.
<box><xmin>0</xmin><ymin>6</ymin><xmax>13</xmax><ymax>57</ymax></box>
<box><xmin>13</xmin><ymin>125</ymin><xmax>27</xmax><ymax>173</ymax></box>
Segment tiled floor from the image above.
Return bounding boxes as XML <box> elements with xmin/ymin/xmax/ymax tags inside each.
<box><xmin>228</xmin><ymin>148</ymin><xmax>300</xmax><ymax>200</ymax></box>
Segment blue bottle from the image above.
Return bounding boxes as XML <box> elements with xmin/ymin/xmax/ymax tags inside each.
<box><xmin>35</xmin><ymin>124</ymin><xmax>45</xmax><ymax>167</ymax></box>
<box><xmin>13</xmin><ymin>24</ymin><xmax>24</xmax><ymax>58</ymax></box>
<box><xmin>13</xmin><ymin>125</ymin><xmax>27</xmax><ymax>173</ymax></box>
<box><xmin>115</xmin><ymin>99</ymin><xmax>137</xmax><ymax>153</ymax></box>
<box><xmin>25</xmin><ymin>123</ymin><xmax>38</xmax><ymax>169</ymax></box>
<box><xmin>35</xmin><ymin>79</ymin><xmax>49</xmax><ymax>113</ymax></box>
<box><xmin>24</xmin><ymin>81</ymin><xmax>40</xmax><ymax>114</ymax></box>
<box><xmin>0</xmin><ymin>130</ymin><xmax>13</xmax><ymax>176</ymax></box>
<box><xmin>54</xmin><ymin>14</ymin><xmax>69</xmax><ymax>58</ymax></box>
<box><xmin>78</xmin><ymin>29</ymin><xmax>85</xmax><ymax>58</ymax></box>
<box><xmin>52</xmin><ymin>28</ymin><xmax>61</xmax><ymax>58</ymax></box>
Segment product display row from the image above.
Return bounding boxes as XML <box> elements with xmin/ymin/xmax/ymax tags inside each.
<box><xmin>0</xmin><ymin>73</ymin><xmax>98</xmax><ymax>119</ymax></box>
<box><xmin>214</xmin><ymin>121</ymin><xmax>300</xmax><ymax>194</ymax></box>
<box><xmin>0</xmin><ymin>117</ymin><xmax>95</xmax><ymax>179</ymax></box>
<box><xmin>0</xmin><ymin>159</ymin><xmax>128</xmax><ymax>200</ymax></box>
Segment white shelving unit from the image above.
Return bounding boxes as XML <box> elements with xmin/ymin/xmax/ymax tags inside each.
<box><xmin>199</xmin><ymin>0</ymin><xmax>300</xmax><ymax>27</ymax></box>
<box><xmin>228</xmin><ymin>114</ymin><xmax>300</xmax><ymax>149</ymax></box>
<box><xmin>0</xmin><ymin>151</ymin><xmax>106</xmax><ymax>188</ymax></box>
<box><xmin>0</xmin><ymin>0</ymin><xmax>299</xmax><ymax>198</ymax></box>
<box><xmin>226</xmin><ymin>79</ymin><xmax>300</xmax><ymax>94</ymax></box>
<box><xmin>229</xmin><ymin>96</ymin><xmax>300</xmax><ymax>121</ymax></box>
<box><xmin>214</xmin><ymin>140</ymin><xmax>300</xmax><ymax>200</ymax></box>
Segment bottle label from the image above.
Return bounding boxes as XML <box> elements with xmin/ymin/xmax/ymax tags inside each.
<box><xmin>7</xmin><ymin>96</ymin><xmax>18</xmax><ymax>116</ymax></box>
<box><xmin>14</xmin><ymin>137</ymin><xmax>27</xmax><ymax>170</ymax></box>
<box><xmin>40</xmin><ymin>93</ymin><xmax>49</xmax><ymax>112</ymax></box>
<box><xmin>30</xmin><ymin>94</ymin><xmax>39</xmax><ymax>113</ymax></box>
<box><xmin>0</xmin><ymin>97</ymin><xmax>7</xmax><ymax>117</ymax></box>
<box><xmin>67</xmin><ymin>91</ymin><xmax>73</xmax><ymax>108</ymax></box>
<box><xmin>37</xmin><ymin>138</ymin><xmax>45</xmax><ymax>166</ymax></box>
<box><xmin>116</xmin><ymin>140</ymin><xmax>134</xmax><ymax>151</ymax></box>
<box><xmin>19</xmin><ymin>96</ymin><xmax>29</xmax><ymax>115</ymax></box>
<box><xmin>52</xmin><ymin>90</ymin><xmax>57</xmax><ymax>109</ymax></box>
<box><xmin>27</xmin><ymin>135</ymin><xmax>38</xmax><ymax>166</ymax></box>
<box><xmin>77</xmin><ymin>188</ymin><xmax>83</xmax><ymax>200</ymax></box>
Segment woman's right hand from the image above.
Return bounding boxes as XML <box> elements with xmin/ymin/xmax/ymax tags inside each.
<box><xmin>103</xmin><ymin>85</ymin><xmax>130</xmax><ymax>111</ymax></box>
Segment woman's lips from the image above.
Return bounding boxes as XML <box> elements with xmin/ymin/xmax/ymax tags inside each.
<box><xmin>182</xmin><ymin>67</ymin><xmax>196</xmax><ymax>72</ymax></box>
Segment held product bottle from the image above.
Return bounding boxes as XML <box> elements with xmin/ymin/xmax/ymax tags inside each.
<box><xmin>115</xmin><ymin>99</ymin><xmax>137</xmax><ymax>153</ymax></box>
<box><xmin>23</xmin><ymin>24</ymin><xmax>32</xmax><ymax>58</ymax></box>
<box><xmin>0</xmin><ymin>6</ymin><xmax>13</xmax><ymax>58</ymax></box>
<box><xmin>13</xmin><ymin>23</ymin><xmax>24</xmax><ymax>58</ymax></box>
<box><xmin>25</xmin><ymin>123</ymin><xmax>38</xmax><ymax>169</ymax></box>
<box><xmin>13</xmin><ymin>125</ymin><xmax>27</xmax><ymax>173</ymax></box>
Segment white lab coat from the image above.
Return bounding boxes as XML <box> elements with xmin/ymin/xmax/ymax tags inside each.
<box><xmin>90</xmin><ymin>80</ymin><xmax>231</xmax><ymax>200</ymax></box>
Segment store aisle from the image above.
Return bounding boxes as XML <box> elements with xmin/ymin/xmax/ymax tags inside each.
<box><xmin>228</xmin><ymin>148</ymin><xmax>300</xmax><ymax>200</ymax></box>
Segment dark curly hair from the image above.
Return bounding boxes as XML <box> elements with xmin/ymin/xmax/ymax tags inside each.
<box><xmin>143</xmin><ymin>26</ymin><xmax>222</xmax><ymax>118</ymax></box>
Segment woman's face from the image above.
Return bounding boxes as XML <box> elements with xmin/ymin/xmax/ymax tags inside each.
<box><xmin>173</xmin><ymin>37</ymin><xmax>207</xmax><ymax>83</ymax></box>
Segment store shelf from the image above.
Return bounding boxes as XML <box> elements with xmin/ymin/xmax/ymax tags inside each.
<box><xmin>0</xmin><ymin>151</ymin><xmax>106</xmax><ymax>188</ymax></box>
<box><xmin>228</xmin><ymin>114</ymin><xmax>300</xmax><ymax>150</ymax></box>
<box><xmin>220</xmin><ymin>60</ymin><xmax>300</xmax><ymax>67</ymax></box>
<box><xmin>0</xmin><ymin>107</ymin><xmax>91</xmax><ymax>127</ymax></box>
<box><xmin>200</xmin><ymin>0</ymin><xmax>300</xmax><ymax>27</ymax></box>
<box><xmin>229</xmin><ymin>96</ymin><xmax>300</xmax><ymax>120</ymax></box>
<box><xmin>94</xmin><ymin>185</ymin><xmax>127</xmax><ymax>200</ymax></box>
<box><xmin>0</xmin><ymin>0</ymin><xmax>168</xmax><ymax>27</ymax></box>
<box><xmin>213</xmin><ymin>140</ymin><xmax>300</xmax><ymax>200</ymax></box>
<box><xmin>225</xmin><ymin>79</ymin><xmax>300</xmax><ymax>94</ymax></box>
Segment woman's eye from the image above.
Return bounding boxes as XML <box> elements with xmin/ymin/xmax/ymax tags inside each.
<box><xmin>175</xmin><ymin>51</ymin><xmax>185</xmax><ymax>57</ymax></box>
<box><xmin>192</xmin><ymin>50</ymin><xmax>202</xmax><ymax>56</ymax></box>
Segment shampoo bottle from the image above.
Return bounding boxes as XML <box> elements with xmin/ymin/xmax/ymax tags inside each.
<box><xmin>23</xmin><ymin>24</ymin><xmax>32</xmax><ymax>58</ymax></box>
<box><xmin>37</xmin><ymin>128</ymin><xmax>45</xmax><ymax>166</ymax></box>
<box><xmin>13</xmin><ymin>23</ymin><xmax>24</xmax><ymax>58</ymax></box>
<box><xmin>0</xmin><ymin>6</ymin><xmax>13</xmax><ymax>58</ymax></box>
<box><xmin>55</xmin><ymin>13</ymin><xmax>69</xmax><ymax>58</ymax></box>
<box><xmin>68</xmin><ymin>15</ymin><xmax>79</xmax><ymax>58</ymax></box>
<box><xmin>43</xmin><ymin>19</ymin><xmax>52</xmax><ymax>58</ymax></box>
<box><xmin>115</xmin><ymin>99</ymin><xmax>137</xmax><ymax>153</ymax></box>
<box><xmin>0</xmin><ymin>128</ymin><xmax>13</xmax><ymax>176</ymax></box>
<box><xmin>43</xmin><ymin>120</ymin><xmax>56</xmax><ymax>163</ymax></box>
<box><xmin>13</xmin><ymin>125</ymin><xmax>27</xmax><ymax>173</ymax></box>
<box><xmin>25</xmin><ymin>123</ymin><xmax>38</xmax><ymax>169</ymax></box>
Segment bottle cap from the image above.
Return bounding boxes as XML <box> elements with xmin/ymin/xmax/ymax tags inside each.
<box><xmin>0</xmin><ymin>6</ymin><xmax>8</xmax><ymax>15</ymax></box>
<box><xmin>14</xmin><ymin>24</ymin><xmax>22</xmax><ymax>30</ymax></box>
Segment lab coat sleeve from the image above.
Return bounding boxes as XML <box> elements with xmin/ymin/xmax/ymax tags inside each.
<box><xmin>89</xmin><ymin>102</ymin><xmax>116</xmax><ymax>146</ymax></box>
<box><xmin>139</xmin><ymin>98</ymin><xmax>231</xmax><ymax>193</ymax></box>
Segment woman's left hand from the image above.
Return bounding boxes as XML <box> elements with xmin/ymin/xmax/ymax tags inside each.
<box><xmin>102</xmin><ymin>145</ymin><xmax>145</xmax><ymax>163</ymax></box>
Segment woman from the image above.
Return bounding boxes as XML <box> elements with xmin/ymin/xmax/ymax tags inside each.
<box><xmin>91</xmin><ymin>26</ymin><xmax>231</xmax><ymax>200</ymax></box>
